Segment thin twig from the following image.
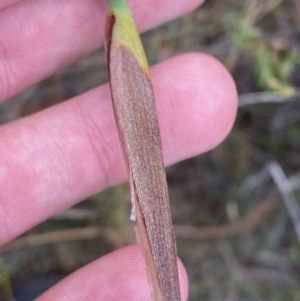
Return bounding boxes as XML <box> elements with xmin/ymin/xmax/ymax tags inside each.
<box><xmin>0</xmin><ymin>227</ymin><xmax>127</xmax><ymax>253</ymax></box>
<box><xmin>174</xmin><ymin>197</ymin><xmax>276</xmax><ymax>240</ymax></box>
<box><xmin>239</xmin><ymin>92</ymin><xmax>300</xmax><ymax>107</ymax></box>
<box><xmin>239</xmin><ymin>166</ymin><xmax>270</xmax><ymax>194</ymax></box>
<box><xmin>246</xmin><ymin>0</ymin><xmax>285</xmax><ymax>25</ymax></box>
<box><xmin>52</xmin><ymin>209</ymin><xmax>98</xmax><ymax>220</ymax></box>
<box><xmin>267</xmin><ymin>161</ymin><xmax>300</xmax><ymax>244</ymax></box>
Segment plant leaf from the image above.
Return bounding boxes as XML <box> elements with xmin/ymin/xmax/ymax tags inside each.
<box><xmin>105</xmin><ymin>0</ymin><xmax>181</xmax><ymax>300</ymax></box>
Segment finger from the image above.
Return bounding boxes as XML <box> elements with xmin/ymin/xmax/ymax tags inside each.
<box><xmin>36</xmin><ymin>245</ymin><xmax>189</xmax><ymax>301</ymax></box>
<box><xmin>0</xmin><ymin>0</ymin><xmax>21</xmax><ymax>10</ymax></box>
<box><xmin>0</xmin><ymin>0</ymin><xmax>204</xmax><ymax>102</ymax></box>
<box><xmin>0</xmin><ymin>53</ymin><xmax>237</xmax><ymax>245</ymax></box>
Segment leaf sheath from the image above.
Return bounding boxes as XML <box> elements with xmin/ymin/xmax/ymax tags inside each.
<box><xmin>105</xmin><ymin>1</ymin><xmax>181</xmax><ymax>300</ymax></box>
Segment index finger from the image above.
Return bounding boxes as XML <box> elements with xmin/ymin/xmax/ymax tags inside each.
<box><xmin>0</xmin><ymin>0</ymin><xmax>204</xmax><ymax>102</ymax></box>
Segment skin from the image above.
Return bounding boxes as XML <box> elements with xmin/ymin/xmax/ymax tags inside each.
<box><xmin>0</xmin><ymin>0</ymin><xmax>238</xmax><ymax>300</ymax></box>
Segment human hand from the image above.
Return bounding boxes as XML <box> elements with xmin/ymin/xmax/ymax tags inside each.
<box><xmin>0</xmin><ymin>0</ymin><xmax>237</xmax><ymax>300</ymax></box>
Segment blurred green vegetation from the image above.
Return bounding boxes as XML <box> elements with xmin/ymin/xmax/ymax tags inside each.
<box><xmin>1</xmin><ymin>0</ymin><xmax>300</xmax><ymax>300</ymax></box>
<box><xmin>0</xmin><ymin>260</ymin><xmax>14</xmax><ymax>301</ymax></box>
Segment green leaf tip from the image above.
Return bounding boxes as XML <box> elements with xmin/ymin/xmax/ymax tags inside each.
<box><xmin>109</xmin><ymin>0</ymin><xmax>129</xmax><ymax>10</ymax></box>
